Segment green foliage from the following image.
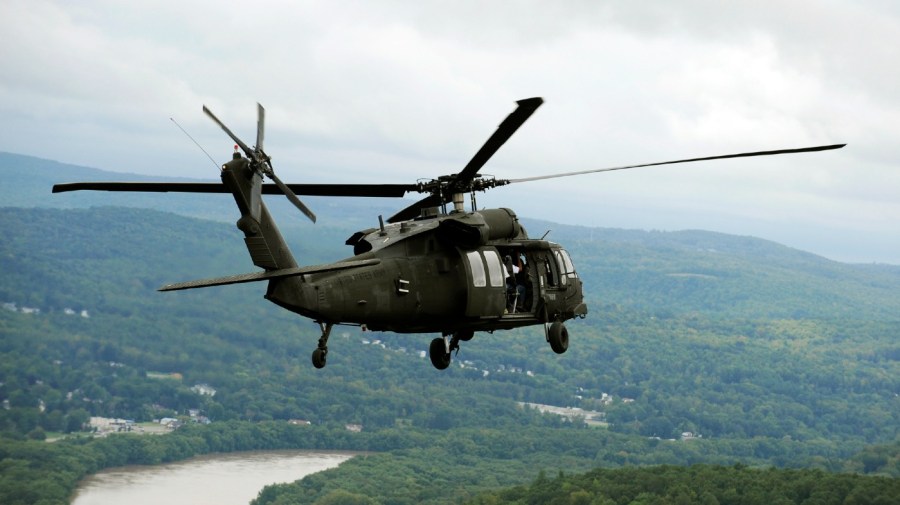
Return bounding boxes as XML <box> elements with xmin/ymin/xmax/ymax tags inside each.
<box><xmin>844</xmin><ymin>440</ymin><xmax>900</xmax><ymax>476</ymax></box>
<box><xmin>250</xmin><ymin>428</ymin><xmax>900</xmax><ymax>505</ymax></box>
<box><xmin>466</xmin><ymin>464</ymin><xmax>900</xmax><ymax>505</ymax></box>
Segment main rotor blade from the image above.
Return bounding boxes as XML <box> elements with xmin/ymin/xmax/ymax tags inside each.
<box><xmin>256</xmin><ymin>103</ymin><xmax>265</xmax><ymax>153</ymax></box>
<box><xmin>454</xmin><ymin>97</ymin><xmax>544</xmax><ymax>188</ymax></box>
<box><xmin>203</xmin><ymin>105</ymin><xmax>253</xmax><ymax>156</ymax></box>
<box><xmin>52</xmin><ymin>181</ymin><xmax>416</xmax><ymax>197</ymax></box>
<box><xmin>508</xmin><ymin>144</ymin><xmax>847</xmax><ymax>184</ymax></box>
<box><xmin>387</xmin><ymin>194</ymin><xmax>442</xmax><ymax>223</ymax></box>
<box><xmin>267</xmin><ymin>170</ymin><xmax>317</xmax><ymax>223</ymax></box>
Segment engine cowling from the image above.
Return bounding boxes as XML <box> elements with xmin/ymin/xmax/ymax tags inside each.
<box><xmin>436</xmin><ymin>208</ymin><xmax>522</xmax><ymax>249</ymax></box>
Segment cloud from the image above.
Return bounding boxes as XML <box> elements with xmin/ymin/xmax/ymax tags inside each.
<box><xmin>1</xmin><ymin>0</ymin><xmax>897</xmax><ymax>262</ymax></box>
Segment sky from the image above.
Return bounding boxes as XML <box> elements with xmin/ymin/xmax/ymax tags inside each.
<box><xmin>1</xmin><ymin>0</ymin><xmax>898</xmax><ymax>264</ymax></box>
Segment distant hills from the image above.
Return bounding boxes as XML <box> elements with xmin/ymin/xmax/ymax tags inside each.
<box><xmin>543</xmin><ymin>221</ymin><xmax>900</xmax><ymax>320</ymax></box>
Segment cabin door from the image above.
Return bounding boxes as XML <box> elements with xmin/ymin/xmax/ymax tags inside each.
<box><xmin>462</xmin><ymin>248</ymin><xmax>506</xmax><ymax>317</ymax></box>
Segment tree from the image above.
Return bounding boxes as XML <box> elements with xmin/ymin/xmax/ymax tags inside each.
<box><xmin>65</xmin><ymin>409</ymin><xmax>90</xmax><ymax>433</ymax></box>
<box><xmin>314</xmin><ymin>489</ymin><xmax>377</xmax><ymax>505</ymax></box>
<box><xmin>26</xmin><ymin>427</ymin><xmax>46</xmax><ymax>441</ymax></box>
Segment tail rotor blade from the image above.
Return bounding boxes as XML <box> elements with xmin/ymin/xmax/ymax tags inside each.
<box><xmin>256</xmin><ymin>103</ymin><xmax>265</xmax><ymax>152</ymax></box>
<box><xmin>203</xmin><ymin>105</ymin><xmax>253</xmax><ymax>156</ymax></box>
<box><xmin>204</xmin><ymin>103</ymin><xmax>317</xmax><ymax>223</ymax></box>
<box><xmin>268</xmin><ymin>170</ymin><xmax>317</xmax><ymax>223</ymax></box>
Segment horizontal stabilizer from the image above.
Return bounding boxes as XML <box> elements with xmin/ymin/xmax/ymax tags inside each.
<box><xmin>159</xmin><ymin>258</ymin><xmax>380</xmax><ymax>292</ymax></box>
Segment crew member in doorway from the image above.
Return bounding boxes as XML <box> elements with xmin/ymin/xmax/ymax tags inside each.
<box><xmin>504</xmin><ymin>254</ymin><xmax>526</xmax><ymax>313</ymax></box>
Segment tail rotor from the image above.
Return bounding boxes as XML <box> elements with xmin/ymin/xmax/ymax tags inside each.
<box><xmin>203</xmin><ymin>103</ymin><xmax>317</xmax><ymax>223</ymax></box>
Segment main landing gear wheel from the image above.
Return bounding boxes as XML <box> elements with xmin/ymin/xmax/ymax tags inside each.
<box><xmin>429</xmin><ymin>337</ymin><xmax>451</xmax><ymax>370</ymax></box>
<box><xmin>548</xmin><ymin>320</ymin><xmax>569</xmax><ymax>354</ymax></box>
<box><xmin>429</xmin><ymin>331</ymin><xmax>472</xmax><ymax>370</ymax></box>
<box><xmin>312</xmin><ymin>348</ymin><xmax>327</xmax><ymax>369</ymax></box>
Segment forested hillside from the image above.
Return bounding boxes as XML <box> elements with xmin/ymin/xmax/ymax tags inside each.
<box><xmin>2</xmin><ymin>206</ymin><xmax>897</xmax><ymax>443</ymax></box>
<box><xmin>528</xmin><ymin>219</ymin><xmax>900</xmax><ymax>320</ymax></box>
<box><xmin>0</xmin><ymin>153</ymin><xmax>897</xmax><ymax>504</ymax></box>
<box><xmin>466</xmin><ymin>465</ymin><xmax>900</xmax><ymax>505</ymax></box>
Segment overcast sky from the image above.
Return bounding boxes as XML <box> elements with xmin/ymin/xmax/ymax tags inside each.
<box><xmin>2</xmin><ymin>1</ymin><xmax>898</xmax><ymax>263</ymax></box>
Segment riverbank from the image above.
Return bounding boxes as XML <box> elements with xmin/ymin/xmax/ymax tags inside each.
<box><xmin>71</xmin><ymin>450</ymin><xmax>357</xmax><ymax>505</ymax></box>
<box><xmin>1</xmin><ymin>421</ymin><xmax>373</xmax><ymax>505</ymax></box>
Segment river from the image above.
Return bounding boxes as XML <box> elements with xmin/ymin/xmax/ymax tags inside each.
<box><xmin>70</xmin><ymin>450</ymin><xmax>355</xmax><ymax>505</ymax></box>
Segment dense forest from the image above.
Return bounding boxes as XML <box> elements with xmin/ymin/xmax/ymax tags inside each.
<box><xmin>0</xmin><ymin>154</ymin><xmax>897</xmax><ymax>504</ymax></box>
<box><xmin>466</xmin><ymin>465</ymin><xmax>900</xmax><ymax>505</ymax></box>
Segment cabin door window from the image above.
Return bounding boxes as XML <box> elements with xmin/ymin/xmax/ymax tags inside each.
<box><xmin>466</xmin><ymin>251</ymin><xmax>486</xmax><ymax>287</ymax></box>
<box><xmin>483</xmin><ymin>249</ymin><xmax>504</xmax><ymax>288</ymax></box>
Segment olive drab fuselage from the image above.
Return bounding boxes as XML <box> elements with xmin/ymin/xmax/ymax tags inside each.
<box><xmin>268</xmin><ymin>211</ymin><xmax>587</xmax><ymax>334</ymax></box>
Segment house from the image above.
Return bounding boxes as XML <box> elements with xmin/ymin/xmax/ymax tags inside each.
<box><xmin>159</xmin><ymin>417</ymin><xmax>181</xmax><ymax>429</ymax></box>
<box><xmin>191</xmin><ymin>384</ymin><xmax>217</xmax><ymax>396</ymax></box>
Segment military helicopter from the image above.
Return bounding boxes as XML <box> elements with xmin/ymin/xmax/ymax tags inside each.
<box><xmin>53</xmin><ymin>97</ymin><xmax>844</xmax><ymax>370</ymax></box>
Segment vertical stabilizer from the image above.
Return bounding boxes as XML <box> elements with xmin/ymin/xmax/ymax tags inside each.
<box><xmin>222</xmin><ymin>156</ymin><xmax>298</xmax><ymax>271</ymax></box>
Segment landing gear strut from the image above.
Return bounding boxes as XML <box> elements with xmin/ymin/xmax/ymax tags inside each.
<box><xmin>312</xmin><ymin>322</ymin><xmax>332</xmax><ymax>369</ymax></box>
<box><xmin>429</xmin><ymin>329</ymin><xmax>474</xmax><ymax>370</ymax></box>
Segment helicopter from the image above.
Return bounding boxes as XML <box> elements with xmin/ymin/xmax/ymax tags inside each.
<box><xmin>52</xmin><ymin>97</ymin><xmax>844</xmax><ymax>370</ymax></box>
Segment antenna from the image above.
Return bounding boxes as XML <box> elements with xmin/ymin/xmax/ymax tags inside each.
<box><xmin>541</xmin><ymin>230</ymin><xmax>552</xmax><ymax>240</ymax></box>
<box><xmin>170</xmin><ymin>117</ymin><xmax>219</xmax><ymax>170</ymax></box>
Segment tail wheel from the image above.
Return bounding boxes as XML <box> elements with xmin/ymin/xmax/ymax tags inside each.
<box><xmin>548</xmin><ymin>321</ymin><xmax>569</xmax><ymax>354</ymax></box>
<box><xmin>429</xmin><ymin>337</ymin><xmax>452</xmax><ymax>370</ymax></box>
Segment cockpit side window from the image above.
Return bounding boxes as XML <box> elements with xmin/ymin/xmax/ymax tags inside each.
<box><xmin>554</xmin><ymin>249</ymin><xmax>578</xmax><ymax>285</ymax></box>
<box><xmin>554</xmin><ymin>251</ymin><xmax>567</xmax><ymax>285</ymax></box>
<box><xmin>560</xmin><ymin>249</ymin><xmax>576</xmax><ymax>277</ymax></box>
